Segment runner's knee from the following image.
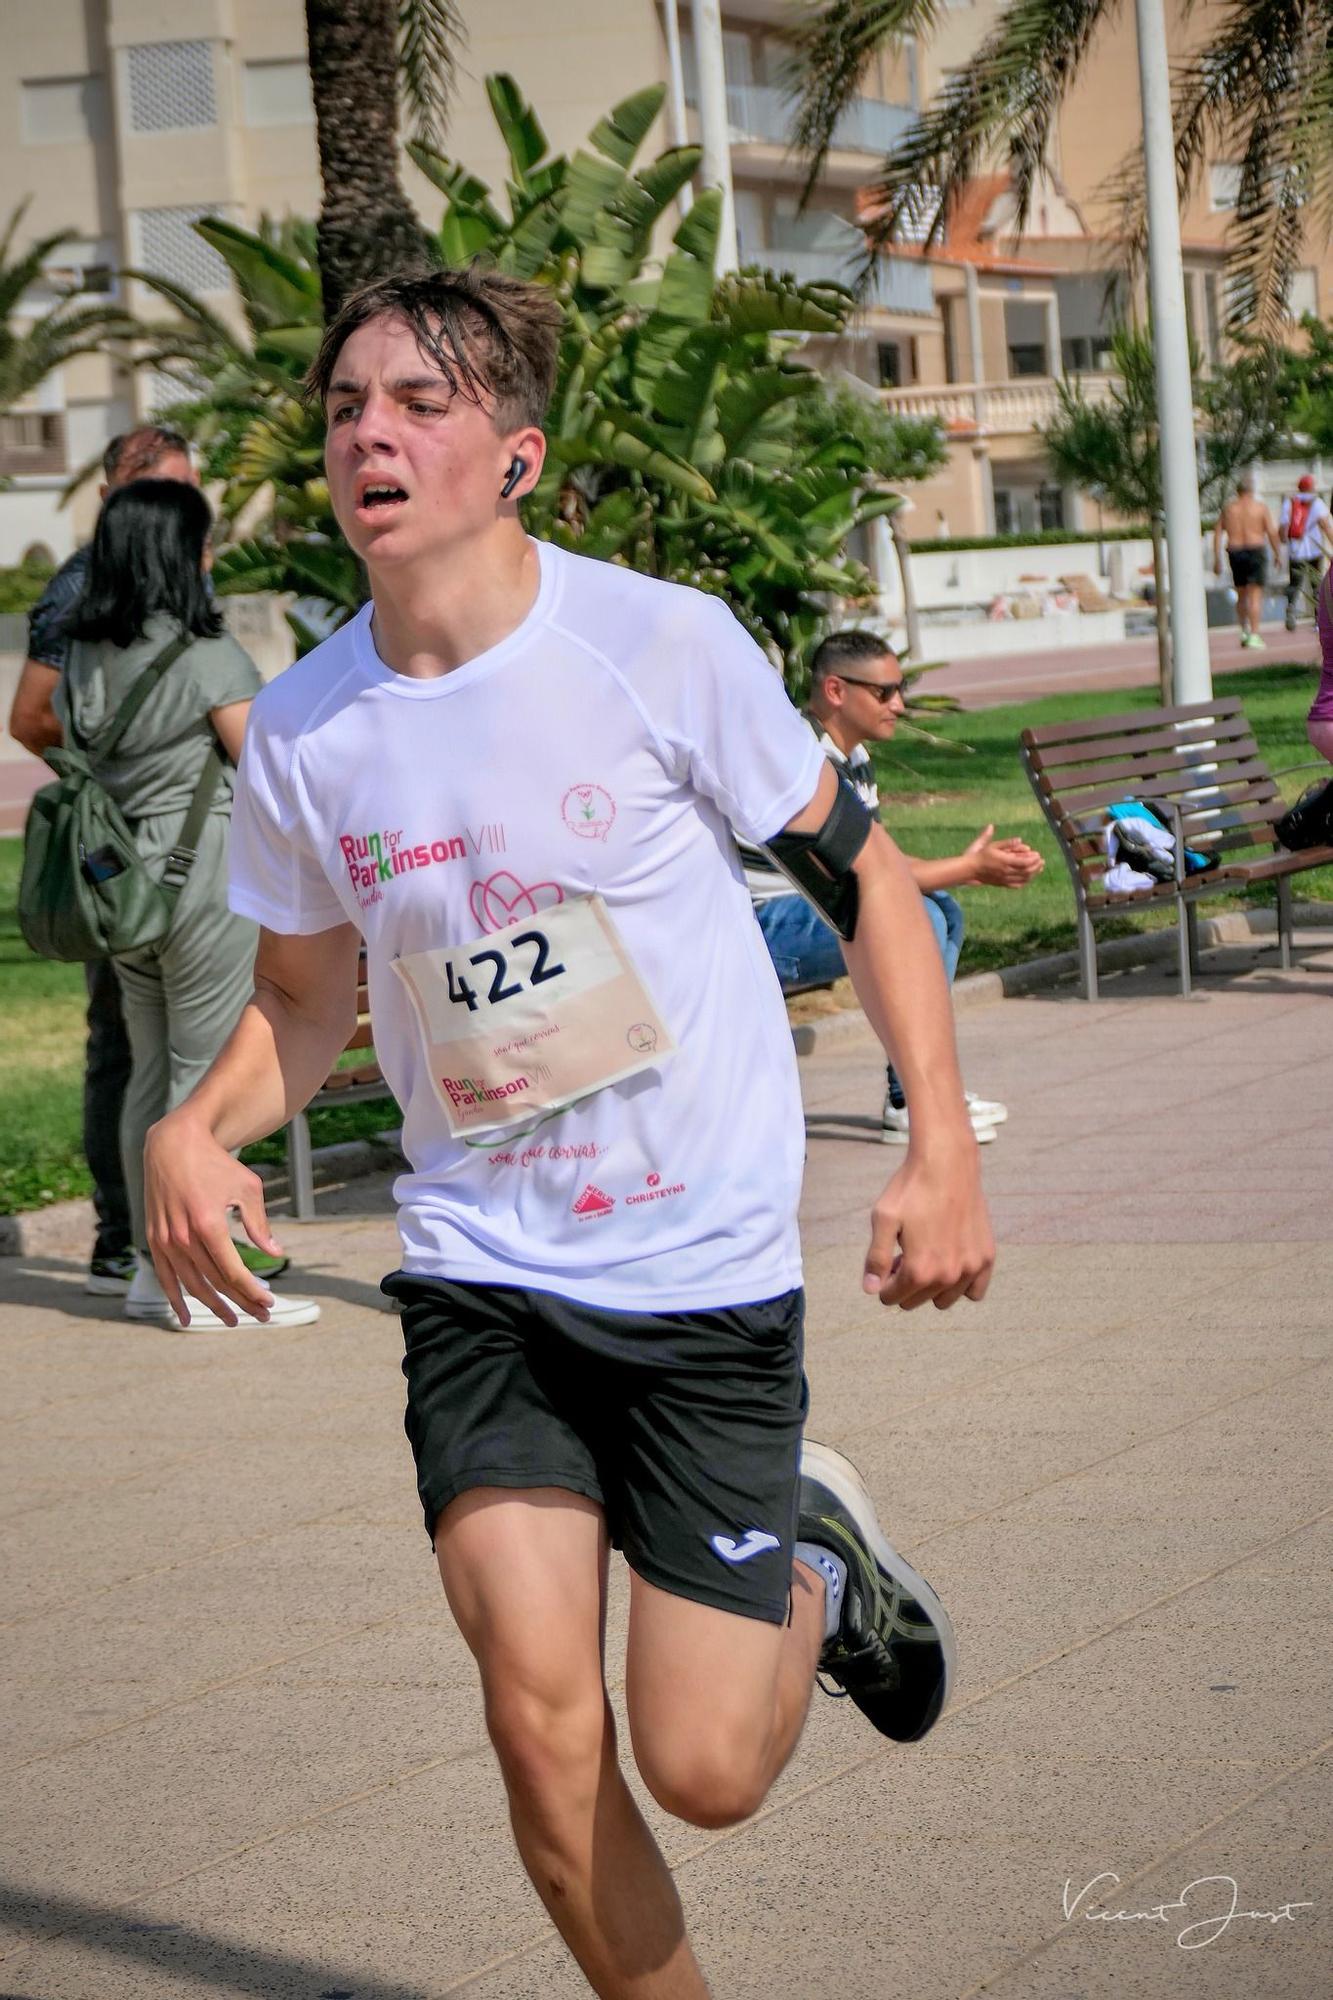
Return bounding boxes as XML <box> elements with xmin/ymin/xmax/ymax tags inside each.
<box><xmin>632</xmin><ymin>1719</ymin><xmax>770</xmax><ymax>1829</ymax></box>
<box><xmin>483</xmin><ymin>1670</ymin><xmax>611</xmax><ymax>1816</ymax></box>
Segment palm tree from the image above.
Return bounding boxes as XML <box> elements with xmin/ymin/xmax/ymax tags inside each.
<box><xmin>303</xmin><ymin>0</ymin><xmax>465</xmax><ymax>318</ymax></box>
<box><xmin>0</xmin><ymin>202</ymin><xmax>138</xmax><ymax>416</ymax></box>
<box><xmin>787</xmin><ymin>0</ymin><xmax>1333</xmax><ymax>336</ymax></box>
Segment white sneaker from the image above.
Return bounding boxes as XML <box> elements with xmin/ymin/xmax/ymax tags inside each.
<box><xmin>123</xmin><ymin>1259</ymin><xmax>320</xmax><ymax>1330</ymax></box>
<box><xmin>965</xmin><ymin>1090</ymin><xmax>1008</xmax><ymax>1126</ymax></box>
<box><xmin>880</xmin><ymin>1098</ymin><xmax>996</xmax><ymax>1146</ymax></box>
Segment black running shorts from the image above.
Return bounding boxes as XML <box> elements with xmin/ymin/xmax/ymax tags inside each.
<box><xmin>383</xmin><ymin>1274</ymin><xmax>808</xmax><ymax>1625</ymax></box>
<box><xmin>1228</xmin><ymin>546</ymin><xmax>1266</xmax><ymax>589</ymax></box>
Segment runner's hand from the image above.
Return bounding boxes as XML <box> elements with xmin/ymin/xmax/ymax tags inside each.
<box><xmin>863</xmin><ymin>1145</ymin><xmax>994</xmax><ymax>1311</ymax></box>
<box><xmin>144</xmin><ymin>1111</ymin><xmax>283</xmax><ymax>1326</ymax></box>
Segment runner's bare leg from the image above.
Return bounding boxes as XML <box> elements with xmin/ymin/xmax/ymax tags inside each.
<box><xmin>436</xmin><ymin>1488</ymin><xmax>711</xmax><ymax>1999</ymax></box>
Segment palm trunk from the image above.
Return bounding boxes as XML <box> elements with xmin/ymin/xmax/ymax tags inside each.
<box><xmin>305</xmin><ymin>0</ymin><xmax>429</xmax><ymax>321</ymax></box>
<box><xmin>1150</xmin><ymin>515</ymin><xmax>1172</xmax><ymax>707</ymax></box>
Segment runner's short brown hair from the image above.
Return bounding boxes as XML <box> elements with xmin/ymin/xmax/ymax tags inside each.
<box><xmin>305</xmin><ymin>265</ymin><xmax>563</xmax><ymax>430</ymax></box>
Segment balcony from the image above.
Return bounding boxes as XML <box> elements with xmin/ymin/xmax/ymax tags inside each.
<box><xmin>724</xmin><ymin>82</ymin><xmax>913</xmax><ymax>156</ymax></box>
<box><xmin>0</xmin><ymin>409</ymin><xmax>66</xmax><ymax>479</ymax></box>
<box><xmin>750</xmin><ymin>244</ymin><xmax>936</xmax><ymax>316</ymax></box>
<box><xmin>880</xmin><ymin>373</ymin><xmax>1120</xmax><ymax>434</ymax></box>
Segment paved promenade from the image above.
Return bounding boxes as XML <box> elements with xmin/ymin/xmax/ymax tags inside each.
<box><xmin>1</xmin><ymin>929</ymin><xmax>1329</xmax><ymax>1999</ymax></box>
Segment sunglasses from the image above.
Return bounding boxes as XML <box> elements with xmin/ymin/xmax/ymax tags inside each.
<box><xmin>837</xmin><ymin>674</ymin><xmax>905</xmax><ymax>704</ymax></box>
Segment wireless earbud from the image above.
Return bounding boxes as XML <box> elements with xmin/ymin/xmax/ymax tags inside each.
<box><xmin>501</xmin><ymin>457</ymin><xmax>526</xmax><ymax>499</ymax></box>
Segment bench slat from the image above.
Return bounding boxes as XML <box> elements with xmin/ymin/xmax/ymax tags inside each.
<box><xmin>1021</xmin><ymin>698</ymin><xmax>1245</xmax><ymax>749</ymax></box>
<box><xmin>1053</xmin><ymin>763</ymin><xmax>1278</xmax><ymax>821</ymax></box>
<box><xmin>1028</xmin><ymin>713</ymin><xmax>1254</xmax><ymax>771</ymax></box>
<box><xmin>1040</xmin><ymin>737</ymin><xmax>1262</xmax><ymax>795</ymax></box>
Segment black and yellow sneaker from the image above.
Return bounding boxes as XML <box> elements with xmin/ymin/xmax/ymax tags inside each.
<box><xmin>799</xmin><ymin>1439</ymin><xmax>956</xmax><ymax>1743</ymax></box>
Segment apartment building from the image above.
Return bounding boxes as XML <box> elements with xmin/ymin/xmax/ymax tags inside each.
<box><xmin>0</xmin><ymin>0</ymin><xmax>1329</xmax><ymax>562</ymax></box>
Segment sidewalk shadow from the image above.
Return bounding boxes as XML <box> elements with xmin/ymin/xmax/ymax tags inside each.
<box><xmin>0</xmin><ymin>1878</ymin><xmax>435</xmax><ymax>1999</ymax></box>
<box><xmin>803</xmin><ymin>1113</ymin><xmax>887</xmax><ymax>1147</ymax></box>
<box><xmin>0</xmin><ymin>1258</ymin><xmax>395</xmax><ymax>1322</ymax></box>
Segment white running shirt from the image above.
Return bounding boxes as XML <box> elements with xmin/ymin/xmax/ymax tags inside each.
<box><xmin>229</xmin><ymin>540</ymin><xmax>825</xmax><ymax>1310</ymax></box>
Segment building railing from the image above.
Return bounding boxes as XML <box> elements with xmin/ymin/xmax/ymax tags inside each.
<box><xmin>880</xmin><ymin>373</ymin><xmax>1120</xmax><ymax>431</ymax></box>
<box><xmin>748</xmin><ymin>244</ymin><xmax>936</xmax><ymax>316</ymax></box>
<box><xmin>724</xmin><ymin>82</ymin><xmax>913</xmax><ymax>156</ymax></box>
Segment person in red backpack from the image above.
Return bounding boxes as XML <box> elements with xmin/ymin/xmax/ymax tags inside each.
<box><xmin>1279</xmin><ymin>475</ymin><xmax>1333</xmax><ymax>632</ymax></box>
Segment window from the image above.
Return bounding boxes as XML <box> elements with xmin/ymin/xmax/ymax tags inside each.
<box><xmin>243</xmin><ymin>58</ymin><xmax>315</xmax><ymax>126</ymax></box>
<box><xmin>877</xmin><ymin>341</ymin><xmax>902</xmax><ymax>388</ymax></box>
<box><xmin>993</xmin><ymin>489</ymin><xmax>1016</xmax><ymax>535</ymax></box>
<box><xmin>0</xmin><ymin>413</ymin><xmax>63</xmax><ymax>453</ymax></box>
<box><xmin>1038</xmin><ymin>483</ymin><xmax>1066</xmax><ymax>532</ymax></box>
<box><xmin>1210</xmin><ymin>164</ymin><xmax>1243</xmax><ymax>213</ymax></box>
<box><xmin>125</xmin><ymin>40</ymin><xmax>217</xmax><ymax>134</ymax></box>
<box><xmin>20</xmin><ymin>75</ymin><xmax>108</xmax><ymax>145</ymax></box>
<box><xmin>130</xmin><ymin>206</ymin><xmax>230</xmax><ymax>293</ymax></box>
<box><xmin>1286</xmin><ymin>268</ymin><xmax>1319</xmax><ymax>322</ymax></box>
<box><xmin>1008</xmin><ymin>343</ymin><xmax>1046</xmax><ymax>378</ymax></box>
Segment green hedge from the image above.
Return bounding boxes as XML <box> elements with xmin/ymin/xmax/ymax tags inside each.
<box><xmin>0</xmin><ymin>557</ymin><xmax>56</xmax><ymax>615</ymax></box>
<box><xmin>907</xmin><ymin>526</ymin><xmax>1153</xmax><ymax>554</ymax></box>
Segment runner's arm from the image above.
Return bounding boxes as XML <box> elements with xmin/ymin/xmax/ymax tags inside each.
<box><xmin>1266</xmin><ymin>511</ymin><xmax>1281</xmax><ymax>560</ymax></box>
<box><xmin>143</xmin><ymin>920</ymin><xmax>362</xmax><ymax>1323</ymax></box>
<box><xmin>780</xmin><ymin>765</ymin><xmax>993</xmax><ymax>1310</ymax></box>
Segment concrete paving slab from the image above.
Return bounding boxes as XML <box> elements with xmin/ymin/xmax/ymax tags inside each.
<box><xmin>1</xmin><ymin>939</ymin><xmax>1329</xmax><ymax>1997</ymax></box>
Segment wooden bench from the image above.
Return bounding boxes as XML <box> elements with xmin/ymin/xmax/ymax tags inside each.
<box><xmin>284</xmin><ymin>946</ymin><xmax>836</xmax><ymax>1219</ymax></box>
<box><xmin>1020</xmin><ymin>696</ymin><xmax>1333</xmax><ymax>999</ymax></box>
<box><xmin>285</xmin><ymin>950</ymin><xmax>393</xmax><ymax>1221</ymax></box>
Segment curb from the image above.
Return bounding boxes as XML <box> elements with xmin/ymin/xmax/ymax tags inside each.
<box><xmin>6</xmin><ymin>901</ymin><xmax>1330</xmax><ymax>1256</ymax></box>
<box><xmin>789</xmin><ymin>899</ymin><xmax>1333</xmax><ymax>1054</ymax></box>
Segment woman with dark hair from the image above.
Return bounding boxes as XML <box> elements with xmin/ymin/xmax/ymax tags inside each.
<box><xmin>62</xmin><ymin>479</ymin><xmax>318</xmax><ymax>1330</ymax></box>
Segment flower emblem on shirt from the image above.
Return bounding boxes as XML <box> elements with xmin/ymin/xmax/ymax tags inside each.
<box><xmin>561</xmin><ymin>783</ymin><xmax>616</xmax><ymax>841</ymax></box>
<box><xmin>469</xmin><ymin>871</ymin><xmax>565</xmax><ymax>933</ymax></box>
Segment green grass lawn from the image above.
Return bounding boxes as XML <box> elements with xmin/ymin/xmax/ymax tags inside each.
<box><xmin>1</xmin><ymin>659</ymin><xmax>1327</xmax><ymax>1214</ymax></box>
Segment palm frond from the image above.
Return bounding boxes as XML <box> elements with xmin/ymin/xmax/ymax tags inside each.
<box><xmin>856</xmin><ymin>0</ymin><xmax>1114</xmax><ymax>256</ymax></box>
<box><xmin>398</xmin><ymin>0</ymin><xmax>467</xmax><ymax>151</ymax></box>
<box><xmin>785</xmin><ymin>0</ymin><xmax>945</xmax><ymax>199</ymax></box>
<box><xmin>1112</xmin><ymin>0</ymin><xmax>1332</xmax><ymax>335</ymax></box>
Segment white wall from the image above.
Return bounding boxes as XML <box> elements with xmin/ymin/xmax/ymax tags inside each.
<box><xmin>0</xmin><ymin>484</ymin><xmax>78</xmax><ymax>566</ymax></box>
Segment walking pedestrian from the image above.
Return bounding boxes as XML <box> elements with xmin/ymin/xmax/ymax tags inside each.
<box><xmin>1278</xmin><ymin>474</ymin><xmax>1333</xmax><ymax>631</ymax></box>
<box><xmin>61</xmin><ymin>479</ymin><xmax>318</xmax><ymax>1330</ymax></box>
<box><xmin>143</xmin><ymin>266</ymin><xmax>993</xmax><ymax>1997</ymax></box>
<box><xmin>1214</xmin><ymin>473</ymin><xmax>1280</xmax><ymax>649</ymax></box>
<box><xmin>10</xmin><ymin>426</ymin><xmax>196</xmax><ymax>1293</ymax></box>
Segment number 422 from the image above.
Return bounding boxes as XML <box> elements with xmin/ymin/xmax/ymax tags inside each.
<box><xmin>446</xmin><ymin>928</ymin><xmax>566</xmax><ymax>1011</ymax></box>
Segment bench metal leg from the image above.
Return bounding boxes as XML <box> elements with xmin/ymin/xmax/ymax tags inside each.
<box><xmin>1276</xmin><ymin>875</ymin><xmax>1293</xmax><ymax>970</ymax></box>
<box><xmin>286</xmin><ymin>1112</ymin><xmax>316</xmax><ymax>1223</ymax></box>
<box><xmin>1077</xmin><ymin>903</ymin><xmax>1099</xmax><ymax>1001</ymax></box>
<box><xmin>1176</xmin><ymin>895</ymin><xmax>1193</xmax><ymax>998</ymax></box>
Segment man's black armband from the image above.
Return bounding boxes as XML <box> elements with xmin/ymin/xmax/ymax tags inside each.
<box><xmin>762</xmin><ymin>771</ymin><xmax>873</xmax><ymax>941</ymax></box>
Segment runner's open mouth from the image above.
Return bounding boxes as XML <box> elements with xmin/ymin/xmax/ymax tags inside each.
<box><xmin>361</xmin><ymin>484</ymin><xmax>408</xmax><ymax>509</ymax></box>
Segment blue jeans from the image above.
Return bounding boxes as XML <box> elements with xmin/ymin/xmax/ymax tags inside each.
<box><xmin>756</xmin><ymin>888</ymin><xmax>964</xmax><ymax>990</ymax></box>
<box><xmin>756</xmin><ymin>888</ymin><xmax>964</xmax><ymax>1106</ymax></box>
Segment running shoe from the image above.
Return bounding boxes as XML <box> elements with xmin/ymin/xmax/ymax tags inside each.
<box><xmin>965</xmin><ymin>1090</ymin><xmax>1008</xmax><ymax>1126</ymax></box>
<box><xmin>85</xmin><ymin>1247</ymin><xmax>137</xmax><ymax>1296</ymax></box>
<box><xmin>799</xmin><ymin>1440</ymin><xmax>956</xmax><ymax>1743</ymax></box>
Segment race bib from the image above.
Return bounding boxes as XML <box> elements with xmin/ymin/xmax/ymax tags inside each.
<box><xmin>392</xmin><ymin>893</ymin><xmax>675</xmax><ymax>1137</ymax></box>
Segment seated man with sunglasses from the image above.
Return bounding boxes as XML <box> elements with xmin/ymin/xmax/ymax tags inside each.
<box><xmin>748</xmin><ymin>628</ymin><xmax>1043</xmax><ymax>1142</ymax></box>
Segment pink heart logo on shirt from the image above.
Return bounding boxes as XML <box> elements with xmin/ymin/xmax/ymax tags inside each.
<box><xmin>470</xmin><ymin>871</ymin><xmax>565</xmax><ymax>933</ymax></box>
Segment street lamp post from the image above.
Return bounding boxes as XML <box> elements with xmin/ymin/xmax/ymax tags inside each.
<box><xmin>692</xmin><ymin>0</ymin><xmax>739</xmax><ymax>272</ymax></box>
<box><xmin>1133</xmin><ymin>0</ymin><xmax>1212</xmax><ymax>702</ymax></box>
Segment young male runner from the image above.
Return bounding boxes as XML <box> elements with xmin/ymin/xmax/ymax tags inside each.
<box><xmin>144</xmin><ymin>265</ymin><xmax>994</xmax><ymax>1999</ymax></box>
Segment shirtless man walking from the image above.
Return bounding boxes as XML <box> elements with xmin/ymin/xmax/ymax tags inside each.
<box><xmin>1215</xmin><ymin>472</ymin><xmax>1280</xmax><ymax>649</ymax></box>
<box><xmin>144</xmin><ymin>265</ymin><xmax>993</xmax><ymax>1998</ymax></box>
